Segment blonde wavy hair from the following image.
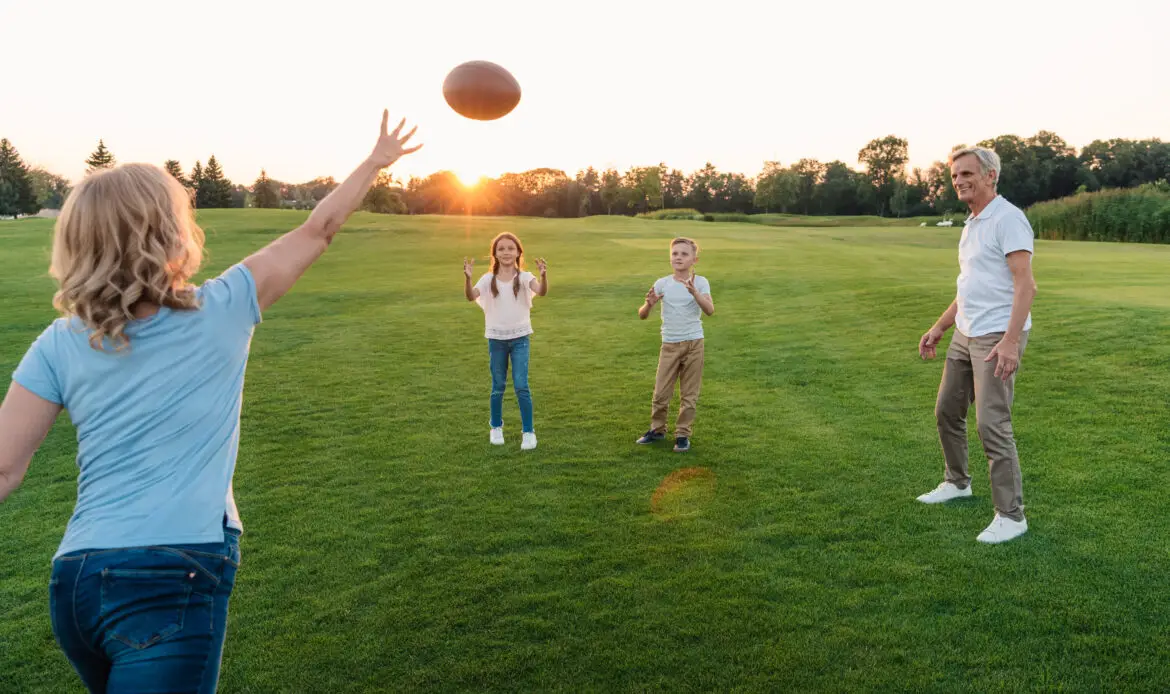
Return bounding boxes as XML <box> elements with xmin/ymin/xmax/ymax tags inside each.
<box><xmin>51</xmin><ymin>163</ymin><xmax>205</xmax><ymax>351</ymax></box>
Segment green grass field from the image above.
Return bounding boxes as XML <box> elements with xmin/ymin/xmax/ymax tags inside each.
<box><xmin>2</xmin><ymin>211</ymin><xmax>1169</xmax><ymax>692</ymax></box>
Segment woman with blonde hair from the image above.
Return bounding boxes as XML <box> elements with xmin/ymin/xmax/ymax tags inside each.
<box><xmin>0</xmin><ymin>110</ymin><xmax>420</xmax><ymax>693</ymax></box>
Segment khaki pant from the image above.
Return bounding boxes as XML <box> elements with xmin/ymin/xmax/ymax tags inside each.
<box><xmin>651</xmin><ymin>339</ymin><xmax>704</xmax><ymax>438</ymax></box>
<box><xmin>935</xmin><ymin>330</ymin><xmax>1029</xmax><ymax>521</ymax></box>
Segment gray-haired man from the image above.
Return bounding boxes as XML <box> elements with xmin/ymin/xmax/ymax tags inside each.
<box><xmin>916</xmin><ymin>146</ymin><xmax>1038</xmax><ymax>544</ymax></box>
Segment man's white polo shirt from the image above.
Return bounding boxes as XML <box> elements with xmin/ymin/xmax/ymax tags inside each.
<box><xmin>955</xmin><ymin>195</ymin><xmax>1035</xmax><ymax>337</ymax></box>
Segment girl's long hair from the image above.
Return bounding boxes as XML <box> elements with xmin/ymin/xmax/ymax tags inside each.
<box><xmin>489</xmin><ymin>232</ymin><xmax>525</xmax><ymax>298</ymax></box>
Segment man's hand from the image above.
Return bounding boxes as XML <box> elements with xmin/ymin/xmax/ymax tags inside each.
<box><xmin>919</xmin><ymin>325</ymin><xmax>945</xmax><ymax>360</ymax></box>
<box><xmin>986</xmin><ymin>337</ymin><xmax>1021</xmax><ymax>381</ymax></box>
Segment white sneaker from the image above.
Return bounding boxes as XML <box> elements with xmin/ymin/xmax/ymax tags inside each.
<box><xmin>976</xmin><ymin>514</ymin><xmax>1028</xmax><ymax>544</ymax></box>
<box><xmin>489</xmin><ymin>427</ymin><xmax>504</xmax><ymax>445</ymax></box>
<box><xmin>916</xmin><ymin>482</ymin><xmax>973</xmax><ymax>504</ymax></box>
<box><xmin>521</xmin><ymin>432</ymin><xmax>537</xmax><ymax>450</ymax></box>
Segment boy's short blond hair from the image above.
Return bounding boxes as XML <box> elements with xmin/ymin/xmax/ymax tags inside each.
<box><xmin>671</xmin><ymin>237</ymin><xmax>699</xmax><ymax>255</ymax></box>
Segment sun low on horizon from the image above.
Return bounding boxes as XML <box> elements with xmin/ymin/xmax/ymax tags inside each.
<box><xmin>451</xmin><ymin>169</ymin><xmax>501</xmax><ymax>189</ymax></box>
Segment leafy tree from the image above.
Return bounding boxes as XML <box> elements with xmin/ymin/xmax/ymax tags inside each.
<box><xmin>575</xmin><ymin>167</ymin><xmax>600</xmax><ymax>215</ymax></box>
<box><xmin>858</xmin><ymin>135</ymin><xmax>909</xmax><ymax>216</ymax></box>
<box><xmin>1026</xmin><ymin>131</ymin><xmax>1080</xmax><ymax>203</ymax></box>
<box><xmin>755</xmin><ymin>162</ymin><xmax>801</xmax><ymax>213</ymax></box>
<box><xmin>622</xmin><ymin>166</ymin><xmax>664</xmax><ymax>214</ymax></box>
<box><xmin>815</xmin><ymin>161</ymin><xmax>866</xmax><ymax>215</ymax></box>
<box><xmin>305</xmin><ymin>176</ymin><xmax>339</xmax><ymax>201</ymax></box>
<box><xmin>599</xmin><ymin>168</ymin><xmax>624</xmax><ymax>215</ymax></box>
<box><xmin>922</xmin><ymin>161</ymin><xmax>961</xmax><ymax>215</ymax></box>
<box><xmin>711</xmin><ymin>171</ymin><xmax>754</xmax><ymax>213</ymax></box>
<box><xmin>231</xmin><ymin>184</ymin><xmax>249</xmax><ymax>209</ymax></box>
<box><xmin>790</xmin><ymin>159</ymin><xmax>825</xmax><ymax>214</ymax></box>
<box><xmin>684</xmin><ymin>163</ymin><xmax>720</xmax><ymax>212</ymax></box>
<box><xmin>403</xmin><ymin>171</ymin><xmax>464</xmax><ymax>215</ymax></box>
<box><xmin>364</xmin><ymin>186</ymin><xmax>407</xmax><ymax>214</ymax></box>
<box><xmin>28</xmin><ymin>167</ymin><xmax>71</xmax><ymax>210</ymax></box>
<box><xmin>661</xmin><ymin>166</ymin><xmax>687</xmax><ymax>209</ymax></box>
<box><xmin>754</xmin><ymin>161</ymin><xmax>782</xmax><ymax>211</ymax></box>
<box><xmin>362</xmin><ymin>170</ymin><xmax>406</xmax><ymax>214</ymax></box>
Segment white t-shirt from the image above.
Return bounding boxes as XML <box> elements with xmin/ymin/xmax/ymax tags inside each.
<box><xmin>653</xmin><ymin>274</ymin><xmax>711</xmax><ymax>343</ymax></box>
<box><xmin>474</xmin><ymin>271</ymin><xmax>536</xmax><ymax>340</ymax></box>
<box><xmin>955</xmin><ymin>195</ymin><xmax>1034</xmax><ymax>337</ymax></box>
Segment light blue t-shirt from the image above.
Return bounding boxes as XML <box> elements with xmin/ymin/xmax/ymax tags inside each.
<box><xmin>12</xmin><ymin>264</ymin><xmax>262</xmax><ymax>559</ymax></box>
<box><xmin>653</xmin><ymin>275</ymin><xmax>711</xmax><ymax>343</ymax></box>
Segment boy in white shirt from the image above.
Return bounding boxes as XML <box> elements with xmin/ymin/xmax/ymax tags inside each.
<box><xmin>635</xmin><ymin>237</ymin><xmax>715</xmax><ymax>452</ymax></box>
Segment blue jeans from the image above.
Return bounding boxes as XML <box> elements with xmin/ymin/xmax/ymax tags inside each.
<box><xmin>49</xmin><ymin>527</ymin><xmax>241</xmax><ymax>694</ymax></box>
<box><xmin>489</xmin><ymin>336</ymin><xmax>534</xmax><ymax>433</ymax></box>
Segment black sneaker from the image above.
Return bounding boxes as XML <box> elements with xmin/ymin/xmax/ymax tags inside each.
<box><xmin>636</xmin><ymin>430</ymin><xmax>666</xmax><ymax>444</ymax></box>
<box><xmin>673</xmin><ymin>437</ymin><xmax>690</xmax><ymax>452</ymax></box>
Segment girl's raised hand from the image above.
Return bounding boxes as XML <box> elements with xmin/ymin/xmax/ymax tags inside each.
<box><xmin>463</xmin><ymin>257</ymin><xmax>474</xmax><ymax>278</ymax></box>
<box><xmin>535</xmin><ymin>258</ymin><xmax>548</xmax><ymax>275</ymax></box>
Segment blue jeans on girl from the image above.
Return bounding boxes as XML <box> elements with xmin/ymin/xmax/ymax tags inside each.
<box><xmin>489</xmin><ymin>335</ymin><xmax>534</xmax><ymax>433</ymax></box>
<box><xmin>49</xmin><ymin>525</ymin><xmax>241</xmax><ymax>694</ymax></box>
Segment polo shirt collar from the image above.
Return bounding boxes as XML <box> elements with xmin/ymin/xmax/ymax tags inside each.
<box><xmin>966</xmin><ymin>194</ymin><xmax>1004</xmax><ymax>222</ymax></box>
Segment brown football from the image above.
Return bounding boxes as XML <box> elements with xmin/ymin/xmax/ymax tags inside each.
<box><xmin>442</xmin><ymin>61</ymin><xmax>521</xmax><ymax>121</ymax></box>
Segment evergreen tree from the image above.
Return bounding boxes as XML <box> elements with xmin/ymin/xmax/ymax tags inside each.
<box><xmin>190</xmin><ymin>161</ymin><xmax>204</xmax><ymax>193</ymax></box>
<box><xmin>198</xmin><ymin>155</ymin><xmax>234</xmax><ymax>208</ymax></box>
<box><xmin>86</xmin><ymin>139</ymin><xmax>115</xmax><ymax>172</ymax></box>
<box><xmin>252</xmin><ymin>169</ymin><xmax>280</xmax><ymax>208</ymax></box>
<box><xmin>0</xmin><ymin>139</ymin><xmax>41</xmax><ymax>217</ymax></box>
<box><xmin>163</xmin><ymin>160</ymin><xmax>186</xmax><ymax>186</ymax></box>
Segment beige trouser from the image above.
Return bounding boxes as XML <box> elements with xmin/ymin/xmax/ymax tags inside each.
<box><xmin>935</xmin><ymin>330</ymin><xmax>1030</xmax><ymax>521</ymax></box>
<box><xmin>650</xmin><ymin>339</ymin><xmax>705</xmax><ymax>438</ymax></box>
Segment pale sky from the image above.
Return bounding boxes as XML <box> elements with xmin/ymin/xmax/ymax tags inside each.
<box><xmin>2</xmin><ymin>0</ymin><xmax>1167</xmax><ymax>187</ymax></box>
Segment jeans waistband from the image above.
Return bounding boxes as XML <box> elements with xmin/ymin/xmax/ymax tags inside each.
<box><xmin>55</xmin><ymin>521</ymin><xmax>240</xmax><ymax>563</ymax></box>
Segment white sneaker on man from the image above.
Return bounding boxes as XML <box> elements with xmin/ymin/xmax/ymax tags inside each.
<box><xmin>521</xmin><ymin>432</ymin><xmax>537</xmax><ymax>450</ymax></box>
<box><xmin>976</xmin><ymin>514</ymin><xmax>1028</xmax><ymax>544</ymax></box>
<box><xmin>490</xmin><ymin>427</ymin><xmax>504</xmax><ymax>445</ymax></box>
<box><xmin>916</xmin><ymin>482</ymin><xmax>973</xmax><ymax>504</ymax></box>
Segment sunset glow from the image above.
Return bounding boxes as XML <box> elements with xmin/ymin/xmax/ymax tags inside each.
<box><xmin>1</xmin><ymin>0</ymin><xmax>1167</xmax><ymax>187</ymax></box>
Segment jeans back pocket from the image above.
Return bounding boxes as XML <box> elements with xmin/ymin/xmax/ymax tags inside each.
<box><xmin>100</xmin><ymin>568</ymin><xmax>195</xmax><ymax>650</ymax></box>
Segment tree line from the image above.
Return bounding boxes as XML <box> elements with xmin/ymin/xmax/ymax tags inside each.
<box><xmin>2</xmin><ymin>132</ymin><xmax>1168</xmax><ymax>219</ymax></box>
<box><xmin>396</xmin><ymin>132</ymin><xmax>1168</xmax><ymax>219</ymax></box>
